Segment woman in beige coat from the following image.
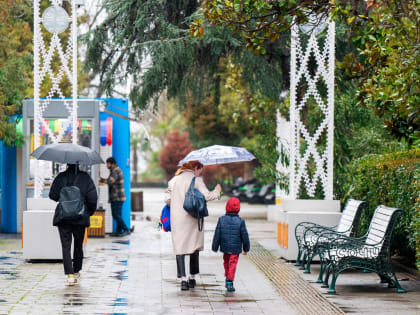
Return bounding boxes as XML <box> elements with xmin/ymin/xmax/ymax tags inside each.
<box><xmin>165</xmin><ymin>161</ymin><xmax>221</xmax><ymax>291</ymax></box>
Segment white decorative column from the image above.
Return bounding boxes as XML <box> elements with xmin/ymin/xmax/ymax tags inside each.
<box><xmin>273</xmin><ymin>17</ymin><xmax>340</xmax><ymax>261</ymax></box>
<box><xmin>33</xmin><ymin>0</ymin><xmax>79</xmax><ymax>197</ymax></box>
<box><xmin>289</xmin><ymin>19</ymin><xmax>335</xmax><ymax>200</ymax></box>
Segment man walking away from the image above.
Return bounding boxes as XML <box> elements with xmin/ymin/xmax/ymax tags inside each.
<box><xmin>99</xmin><ymin>157</ymin><xmax>134</xmax><ymax>236</ymax></box>
<box><xmin>49</xmin><ymin>164</ymin><xmax>98</xmax><ymax>286</ymax></box>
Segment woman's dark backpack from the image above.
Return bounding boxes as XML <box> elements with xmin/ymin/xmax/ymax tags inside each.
<box><xmin>183</xmin><ymin>177</ymin><xmax>208</xmax><ymax>231</ymax></box>
<box><xmin>53</xmin><ymin>174</ymin><xmax>85</xmax><ymax>226</ymax></box>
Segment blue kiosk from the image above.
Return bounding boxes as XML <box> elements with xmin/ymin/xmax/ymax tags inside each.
<box><xmin>0</xmin><ymin>98</ymin><xmax>131</xmax><ymax>236</ymax></box>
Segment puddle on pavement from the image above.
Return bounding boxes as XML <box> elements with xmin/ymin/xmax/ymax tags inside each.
<box><xmin>112</xmin><ymin>240</ymin><xmax>130</xmax><ymax>245</ymax></box>
<box><xmin>111</xmin><ymin>297</ymin><xmax>128</xmax><ymax>306</ymax></box>
<box><xmin>9</xmin><ymin>251</ymin><xmax>21</xmax><ymax>255</ymax></box>
<box><xmin>119</xmin><ymin>260</ymin><xmax>128</xmax><ymax>266</ymax></box>
<box><xmin>223</xmin><ymin>297</ymin><xmax>258</xmax><ymax>303</ymax></box>
<box><xmin>64</xmin><ymin>298</ymin><xmax>85</xmax><ymax>306</ymax></box>
<box><xmin>0</xmin><ymin>257</ymin><xmax>10</xmax><ymax>260</ymax></box>
<box><xmin>0</xmin><ymin>270</ymin><xmax>18</xmax><ymax>280</ymax></box>
<box><xmin>111</xmin><ymin>270</ymin><xmax>128</xmax><ymax>280</ymax></box>
<box><xmin>0</xmin><ymin>299</ymin><xmax>6</xmax><ymax>303</ymax></box>
<box><xmin>196</xmin><ymin>283</ymin><xmax>219</xmax><ymax>288</ymax></box>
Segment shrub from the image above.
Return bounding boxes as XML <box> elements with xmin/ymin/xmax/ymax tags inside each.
<box><xmin>344</xmin><ymin>149</ymin><xmax>420</xmax><ymax>268</ymax></box>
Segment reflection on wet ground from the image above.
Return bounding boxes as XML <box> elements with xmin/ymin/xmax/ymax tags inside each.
<box><xmin>112</xmin><ymin>240</ymin><xmax>130</xmax><ymax>245</ymax></box>
<box><xmin>111</xmin><ymin>270</ymin><xmax>128</xmax><ymax>281</ymax></box>
<box><xmin>111</xmin><ymin>297</ymin><xmax>128</xmax><ymax>306</ymax></box>
<box><xmin>0</xmin><ymin>195</ymin><xmax>418</xmax><ymax>314</ymax></box>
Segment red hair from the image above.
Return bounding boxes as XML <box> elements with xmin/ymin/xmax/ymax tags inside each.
<box><xmin>175</xmin><ymin>161</ymin><xmax>203</xmax><ymax>176</ymax></box>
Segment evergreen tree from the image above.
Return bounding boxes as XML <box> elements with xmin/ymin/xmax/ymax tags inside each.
<box><xmin>84</xmin><ymin>0</ymin><xmax>286</xmax><ymax>111</ymax></box>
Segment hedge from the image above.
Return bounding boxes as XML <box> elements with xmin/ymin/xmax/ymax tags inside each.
<box><xmin>344</xmin><ymin>149</ymin><xmax>420</xmax><ymax>269</ymax></box>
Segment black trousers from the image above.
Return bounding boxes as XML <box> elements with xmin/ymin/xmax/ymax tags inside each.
<box><xmin>111</xmin><ymin>201</ymin><xmax>129</xmax><ymax>233</ymax></box>
<box><xmin>58</xmin><ymin>225</ymin><xmax>86</xmax><ymax>275</ymax></box>
<box><xmin>176</xmin><ymin>251</ymin><xmax>199</xmax><ymax>278</ymax></box>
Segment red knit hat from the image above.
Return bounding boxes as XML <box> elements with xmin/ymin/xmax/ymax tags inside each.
<box><xmin>226</xmin><ymin>197</ymin><xmax>240</xmax><ymax>213</ymax></box>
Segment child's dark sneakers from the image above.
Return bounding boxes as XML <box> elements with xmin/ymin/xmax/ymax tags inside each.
<box><xmin>188</xmin><ymin>278</ymin><xmax>196</xmax><ymax>288</ymax></box>
<box><xmin>226</xmin><ymin>281</ymin><xmax>235</xmax><ymax>292</ymax></box>
<box><xmin>181</xmin><ymin>280</ymin><xmax>189</xmax><ymax>291</ymax></box>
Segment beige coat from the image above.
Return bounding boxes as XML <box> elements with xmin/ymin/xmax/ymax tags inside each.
<box><xmin>164</xmin><ymin>169</ymin><xmax>220</xmax><ymax>255</ymax></box>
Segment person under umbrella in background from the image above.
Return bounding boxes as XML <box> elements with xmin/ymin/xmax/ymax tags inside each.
<box><xmin>165</xmin><ymin>161</ymin><xmax>222</xmax><ymax>291</ymax></box>
<box><xmin>99</xmin><ymin>157</ymin><xmax>134</xmax><ymax>236</ymax></box>
<box><xmin>49</xmin><ymin>164</ymin><xmax>98</xmax><ymax>286</ymax></box>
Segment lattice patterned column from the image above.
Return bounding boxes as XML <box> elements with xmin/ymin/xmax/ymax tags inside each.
<box><xmin>33</xmin><ymin>0</ymin><xmax>79</xmax><ymax>197</ymax></box>
<box><xmin>289</xmin><ymin>20</ymin><xmax>335</xmax><ymax>200</ymax></box>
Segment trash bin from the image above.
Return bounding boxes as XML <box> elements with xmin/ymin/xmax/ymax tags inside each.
<box><xmin>131</xmin><ymin>191</ymin><xmax>143</xmax><ymax>212</ymax></box>
<box><xmin>87</xmin><ymin>208</ymin><xmax>105</xmax><ymax>237</ymax></box>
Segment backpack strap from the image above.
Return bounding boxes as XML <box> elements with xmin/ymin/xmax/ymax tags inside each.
<box><xmin>189</xmin><ymin>177</ymin><xmax>196</xmax><ymax>196</ymax></box>
<box><xmin>198</xmin><ymin>216</ymin><xmax>204</xmax><ymax>232</ymax></box>
<box><xmin>66</xmin><ymin>172</ymin><xmax>81</xmax><ymax>187</ymax></box>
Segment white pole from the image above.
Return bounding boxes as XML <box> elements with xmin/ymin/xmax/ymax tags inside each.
<box><xmin>326</xmin><ymin>21</ymin><xmax>335</xmax><ymax>200</ymax></box>
<box><xmin>33</xmin><ymin>0</ymin><xmax>41</xmax><ymax>198</ymax></box>
<box><xmin>71</xmin><ymin>0</ymin><xmax>78</xmax><ymax>144</ymax></box>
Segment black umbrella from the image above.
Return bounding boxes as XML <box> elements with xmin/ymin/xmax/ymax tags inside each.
<box><xmin>31</xmin><ymin>143</ymin><xmax>104</xmax><ymax>165</ymax></box>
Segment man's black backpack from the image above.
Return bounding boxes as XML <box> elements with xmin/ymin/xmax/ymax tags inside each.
<box><xmin>53</xmin><ymin>174</ymin><xmax>85</xmax><ymax>226</ymax></box>
<box><xmin>183</xmin><ymin>177</ymin><xmax>208</xmax><ymax>231</ymax></box>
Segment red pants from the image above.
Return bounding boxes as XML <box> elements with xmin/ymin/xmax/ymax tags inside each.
<box><xmin>223</xmin><ymin>253</ymin><xmax>239</xmax><ymax>281</ymax></box>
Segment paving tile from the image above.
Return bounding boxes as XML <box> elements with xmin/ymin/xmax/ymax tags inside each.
<box><xmin>1</xmin><ymin>188</ymin><xmax>417</xmax><ymax>314</ymax></box>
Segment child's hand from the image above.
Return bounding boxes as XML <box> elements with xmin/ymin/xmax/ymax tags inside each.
<box><xmin>243</xmin><ymin>252</ymin><xmax>248</xmax><ymax>255</ymax></box>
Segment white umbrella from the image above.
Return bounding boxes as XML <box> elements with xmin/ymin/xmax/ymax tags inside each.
<box><xmin>178</xmin><ymin>145</ymin><xmax>256</xmax><ymax>166</ymax></box>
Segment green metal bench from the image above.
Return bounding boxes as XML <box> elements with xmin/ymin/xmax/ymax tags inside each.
<box><xmin>321</xmin><ymin>205</ymin><xmax>405</xmax><ymax>294</ymax></box>
<box><xmin>294</xmin><ymin>199</ymin><xmax>367</xmax><ymax>274</ymax></box>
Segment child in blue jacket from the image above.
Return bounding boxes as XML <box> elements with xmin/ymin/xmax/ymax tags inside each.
<box><xmin>212</xmin><ymin>197</ymin><xmax>250</xmax><ymax>292</ymax></box>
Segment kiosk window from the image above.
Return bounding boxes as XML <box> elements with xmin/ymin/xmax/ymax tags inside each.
<box><xmin>28</xmin><ymin>119</ymin><xmax>93</xmax><ymax>182</ymax></box>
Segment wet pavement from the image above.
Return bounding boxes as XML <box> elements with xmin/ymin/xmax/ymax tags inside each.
<box><xmin>0</xmin><ymin>188</ymin><xmax>419</xmax><ymax>314</ymax></box>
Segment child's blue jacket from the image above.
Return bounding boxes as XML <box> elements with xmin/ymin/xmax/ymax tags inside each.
<box><xmin>212</xmin><ymin>213</ymin><xmax>250</xmax><ymax>254</ymax></box>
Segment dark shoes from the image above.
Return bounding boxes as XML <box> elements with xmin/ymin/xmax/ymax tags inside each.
<box><xmin>119</xmin><ymin>231</ymin><xmax>130</xmax><ymax>236</ymax></box>
<box><xmin>181</xmin><ymin>278</ymin><xmax>196</xmax><ymax>290</ymax></box>
<box><xmin>130</xmin><ymin>225</ymin><xmax>135</xmax><ymax>233</ymax></box>
<box><xmin>188</xmin><ymin>278</ymin><xmax>196</xmax><ymax>289</ymax></box>
<box><xmin>181</xmin><ymin>280</ymin><xmax>189</xmax><ymax>291</ymax></box>
<box><xmin>227</xmin><ymin>280</ymin><xmax>235</xmax><ymax>292</ymax></box>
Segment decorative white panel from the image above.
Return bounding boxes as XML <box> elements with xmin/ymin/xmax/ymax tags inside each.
<box><xmin>33</xmin><ymin>0</ymin><xmax>78</xmax><ymax>197</ymax></box>
<box><xmin>289</xmin><ymin>21</ymin><xmax>335</xmax><ymax>200</ymax></box>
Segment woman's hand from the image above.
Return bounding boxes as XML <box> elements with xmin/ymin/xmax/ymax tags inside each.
<box><xmin>215</xmin><ymin>184</ymin><xmax>222</xmax><ymax>192</ymax></box>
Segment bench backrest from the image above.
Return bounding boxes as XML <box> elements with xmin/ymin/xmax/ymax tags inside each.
<box><xmin>365</xmin><ymin>205</ymin><xmax>403</xmax><ymax>251</ymax></box>
<box><xmin>336</xmin><ymin>199</ymin><xmax>368</xmax><ymax>235</ymax></box>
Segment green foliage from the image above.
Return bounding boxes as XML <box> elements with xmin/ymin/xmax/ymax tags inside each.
<box><xmin>344</xmin><ymin>149</ymin><xmax>420</xmax><ymax>266</ymax></box>
<box><xmin>339</xmin><ymin>0</ymin><xmax>420</xmax><ymax>143</ymax></box>
<box><xmin>333</xmin><ymin>83</ymin><xmax>405</xmax><ymax>199</ymax></box>
<box><xmin>192</xmin><ymin>0</ymin><xmax>334</xmax><ymax>53</ymax></box>
<box><xmin>0</xmin><ymin>0</ymin><xmax>32</xmax><ymax>146</ymax></box>
<box><xmin>84</xmin><ymin>0</ymin><xmax>286</xmax><ymax>112</ymax></box>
